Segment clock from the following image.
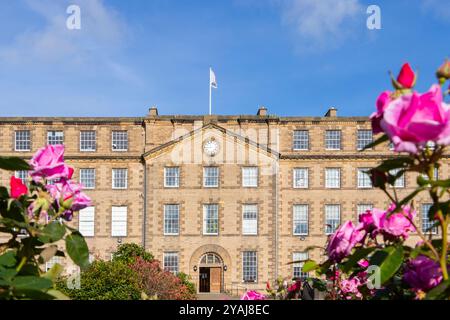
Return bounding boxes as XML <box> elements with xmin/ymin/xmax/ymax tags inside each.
<box><xmin>203</xmin><ymin>139</ymin><xmax>219</xmax><ymax>157</ymax></box>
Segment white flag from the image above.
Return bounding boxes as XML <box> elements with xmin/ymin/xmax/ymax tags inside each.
<box><xmin>210</xmin><ymin>68</ymin><xmax>217</xmax><ymax>89</ymax></box>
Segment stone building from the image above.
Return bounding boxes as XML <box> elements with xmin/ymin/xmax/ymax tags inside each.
<box><xmin>0</xmin><ymin>106</ymin><xmax>447</xmax><ymax>294</ymax></box>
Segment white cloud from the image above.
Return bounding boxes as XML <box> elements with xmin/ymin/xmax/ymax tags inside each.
<box><xmin>0</xmin><ymin>0</ymin><xmax>141</xmax><ymax>84</ymax></box>
<box><xmin>276</xmin><ymin>0</ymin><xmax>364</xmax><ymax>51</ymax></box>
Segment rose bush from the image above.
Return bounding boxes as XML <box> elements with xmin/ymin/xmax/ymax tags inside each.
<box><xmin>302</xmin><ymin>60</ymin><xmax>450</xmax><ymax>300</ymax></box>
<box><xmin>0</xmin><ymin>145</ymin><xmax>91</xmax><ymax>300</ymax></box>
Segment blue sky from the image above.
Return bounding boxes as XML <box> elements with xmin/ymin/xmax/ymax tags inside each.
<box><xmin>0</xmin><ymin>0</ymin><xmax>449</xmax><ymax>117</ymax></box>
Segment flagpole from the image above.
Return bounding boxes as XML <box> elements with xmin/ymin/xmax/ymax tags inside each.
<box><xmin>209</xmin><ymin>68</ymin><xmax>212</xmax><ymax>115</ymax></box>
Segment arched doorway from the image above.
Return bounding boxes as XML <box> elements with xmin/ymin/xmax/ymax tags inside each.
<box><xmin>198</xmin><ymin>253</ymin><xmax>223</xmax><ymax>293</ymax></box>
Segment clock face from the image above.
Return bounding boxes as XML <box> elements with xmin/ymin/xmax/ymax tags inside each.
<box><xmin>203</xmin><ymin>139</ymin><xmax>219</xmax><ymax>156</ymax></box>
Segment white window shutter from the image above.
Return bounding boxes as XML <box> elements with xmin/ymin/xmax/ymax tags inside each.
<box><xmin>112</xmin><ymin>207</ymin><xmax>127</xmax><ymax>237</ymax></box>
<box><xmin>79</xmin><ymin>207</ymin><xmax>95</xmax><ymax>237</ymax></box>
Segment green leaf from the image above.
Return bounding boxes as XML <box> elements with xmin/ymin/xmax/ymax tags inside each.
<box><xmin>0</xmin><ymin>251</ymin><xmax>17</xmax><ymax>267</ymax></box>
<box><xmin>65</xmin><ymin>231</ymin><xmax>89</xmax><ymax>269</ymax></box>
<box><xmin>47</xmin><ymin>289</ymin><xmax>70</xmax><ymax>300</ymax></box>
<box><xmin>13</xmin><ymin>289</ymin><xmax>56</xmax><ymax>300</ymax></box>
<box><xmin>38</xmin><ymin>222</ymin><xmax>66</xmax><ymax>243</ymax></box>
<box><xmin>425</xmin><ymin>280</ymin><xmax>450</xmax><ymax>300</ymax></box>
<box><xmin>0</xmin><ymin>157</ymin><xmax>31</xmax><ymax>171</ymax></box>
<box><xmin>361</xmin><ymin>134</ymin><xmax>389</xmax><ymax>151</ymax></box>
<box><xmin>43</xmin><ymin>263</ymin><xmax>64</xmax><ymax>281</ymax></box>
<box><xmin>369</xmin><ymin>246</ymin><xmax>404</xmax><ymax>285</ymax></box>
<box><xmin>377</xmin><ymin>157</ymin><xmax>414</xmax><ymax>172</ymax></box>
<box><xmin>12</xmin><ymin>276</ymin><xmax>52</xmax><ymax>291</ymax></box>
<box><xmin>397</xmin><ymin>188</ymin><xmax>426</xmax><ymax>207</ymax></box>
<box><xmin>302</xmin><ymin>260</ymin><xmax>318</xmax><ymax>273</ymax></box>
<box><xmin>341</xmin><ymin>247</ymin><xmax>376</xmax><ymax>274</ymax></box>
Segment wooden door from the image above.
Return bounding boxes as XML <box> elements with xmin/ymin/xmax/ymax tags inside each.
<box><xmin>209</xmin><ymin>267</ymin><xmax>221</xmax><ymax>293</ymax></box>
<box><xmin>199</xmin><ymin>267</ymin><xmax>210</xmax><ymax>293</ymax></box>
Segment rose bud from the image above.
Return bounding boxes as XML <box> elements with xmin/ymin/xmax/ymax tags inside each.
<box><xmin>391</xmin><ymin>63</ymin><xmax>417</xmax><ymax>90</ymax></box>
<box><xmin>436</xmin><ymin>59</ymin><xmax>450</xmax><ymax>82</ymax></box>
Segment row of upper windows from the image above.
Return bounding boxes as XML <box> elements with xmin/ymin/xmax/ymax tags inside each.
<box><xmin>292</xmin><ymin>129</ymin><xmax>438</xmax><ymax>151</ymax></box>
<box><xmin>16</xmin><ymin>168</ymin><xmax>129</xmax><ymax>189</ymax></box>
<box><xmin>292</xmin><ymin>129</ymin><xmax>373</xmax><ymax>151</ymax></box>
<box><xmin>163</xmin><ymin>166</ymin><xmax>439</xmax><ymax>189</ymax></box>
<box><xmin>15</xmin><ymin>165</ymin><xmax>436</xmax><ymax>190</ymax></box>
<box><xmin>12</xmin><ymin>130</ymin><xmax>129</xmax><ymax>152</ymax></box>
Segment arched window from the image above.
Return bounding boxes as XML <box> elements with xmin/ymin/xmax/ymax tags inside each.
<box><xmin>199</xmin><ymin>253</ymin><xmax>222</xmax><ymax>265</ymax></box>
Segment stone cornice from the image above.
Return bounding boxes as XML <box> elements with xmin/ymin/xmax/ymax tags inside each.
<box><xmin>0</xmin><ymin>117</ymin><xmax>144</xmax><ymax>125</ymax></box>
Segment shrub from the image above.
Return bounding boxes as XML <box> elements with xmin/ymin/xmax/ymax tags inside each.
<box><xmin>130</xmin><ymin>258</ymin><xmax>196</xmax><ymax>300</ymax></box>
<box><xmin>112</xmin><ymin>243</ymin><xmax>154</xmax><ymax>264</ymax></box>
<box><xmin>57</xmin><ymin>260</ymin><xmax>141</xmax><ymax>300</ymax></box>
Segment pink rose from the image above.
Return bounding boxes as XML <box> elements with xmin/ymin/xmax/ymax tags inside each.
<box><xmin>380</xmin><ymin>204</ymin><xmax>416</xmax><ymax>240</ymax></box>
<box><xmin>395</xmin><ymin>63</ymin><xmax>417</xmax><ymax>89</ymax></box>
<box><xmin>358</xmin><ymin>208</ymin><xmax>384</xmax><ymax>237</ymax></box>
<box><xmin>370</xmin><ymin>91</ymin><xmax>391</xmax><ymax>134</ymax></box>
<box><xmin>403</xmin><ymin>256</ymin><xmax>443</xmax><ymax>292</ymax></box>
<box><xmin>326</xmin><ymin>221</ymin><xmax>365</xmax><ymax>263</ymax></box>
<box><xmin>10</xmin><ymin>176</ymin><xmax>28</xmax><ymax>199</ymax></box>
<box><xmin>47</xmin><ymin>180</ymin><xmax>91</xmax><ymax>213</ymax></box>
<box><xmin>30</xmin><ymin>145</ymin><xmax>73</xmax><ymax>182</ymax></box>
<box><xmin>380</xmin><ymin>85</ymin><xmax>450</xmax><ymax>153</ymax></box>
<box><xmin>339</xmin><ymin>277</ymin><xmax>362</xmax><ymax>299</ymax></box>
<box><xmin>240</xmin><ymin>290</ymin><xmax>266</xmax><ymax>300</ymax></box>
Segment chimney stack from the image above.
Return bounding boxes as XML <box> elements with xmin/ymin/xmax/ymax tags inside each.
<box><xmin>257</xmin><ymin>106</ymin><xmax>268</xmax><ymax>116</ymax></box>
<box><xmin>324</xmin><ymin>107</ymin><xmax>337</xmax><ymax>118</ymax></box>
<box><xmin>148</xmin><ymin>106</ymin><xmax>158</xmax><ymax>116</ymax></box>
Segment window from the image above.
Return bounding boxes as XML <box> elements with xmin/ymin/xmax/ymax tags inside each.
<box><xmin>293</xmin><ymin>252</ymin><xmax>309</xmax><ymax>279</ymax></box>
<box><xmin>163</xmin><ymin>252</ymin><xmax>179</xmax><ymax>274</ymax></box>
<box><xmin>357</xmin><ymin>168</ymin><xmax>372</xmax><ymax>188</ymax></box>
<box><xmin>15</xmin><ymin>130</ymin><xmax>31</xmax><ymax>151</ymax></box>
<box><xmin>203</xmin><ymin>167</ymin><xmax>219</xmax><ymax>187</ymax></box>
<box><xmin>47</xmin><ymin>131</ymin><xmax>64</xmax><ymax>145</ymax></box>
<box><xmin>15</xmin><ymin>170</ymin><xmax>29</xmax><ymax>185</ymax></box>
<box><xmin>79</xmin><ymin>207</ymin><xmax>95</xmax><ymax>237</ymax></box>
<box><xmin>293</xmin><ymin>130</ymin><xmax>309</xmax><ymax>150</ymax></box>
<box><xmin>111</xmin><ymin>206</ymin><xmax>127</xmax><ymax>237</ymax></box>
<box><xmin>45</xmin><ymin>256</ymin><xmax>63</xmax><ymax>272</ymax></box>
<box><xmin>325</xmin><ymin>168</ymin><xmax>340</xmax><ymax>189</ymax></box>
<box><xmin>203</xmin><ymin>204</ymin><xmax>219</xmax><ymax>235</ymax></box>
<box><xmin>164</xmin><ymin>204</ymin><xmax>179</xmax><ymax>235</ymax></box>
<box><xmin>357</xmin><ymin>204</ymin><xmax>373</xmax><ymax>217</ymax></box>
<box><xmin>293</xmin><ymin>205</ymin><xmax>309</xmax><ymax>235</ymax></box>
<box><xmin>357</xmin><ymin>130</ymin><xmax>373</xmax><ymax>150</ymax></box>
<box><xmin>80</xmin><ymin>131</ymin><xmax>96</xmax><ymax>151</ymax></box>
<box><xmin>389</xmin><ymin>169</ymin><xmax>405</xmax><ymax>188</ymax></box>
<box><xmin>79</xmin><ymin>169</ymin><xmax>95</xmax><ymax>189</ymax></box>
<box><xmin>164</xmin><ymin>167</ymin><xmax>180</xmax><ymax>188</ymax></box>
<box><xmin>242</xmin><ymin>251</ymin><xmax>257</xmax><ymax>283</ymax></box>
<box><xmin>325</xmin><ymin>130</ymin><xmax>341</xmax><ymax>150</ymax></box>
<box><xmin>421</xmin><ymin>204</ymin><xmax>437</xmax><ymax>234</ymax></box>
<box><xmin>112</xmin><ymin>169</ymin><xmax>128</xmax><ymax>189</ymax></box>
<box><xmin>325</xmin><ymin>205</ymin><xmax>340</xmax><ymax>235</ymax></box>
<box><xmin>293</xmin><ymin>168</ymin><xmax>309</xmax><ymax>188</ymax></box>
<box><xmin>242</xmin><ymin>167</ymin><xmax>258</xmax><ymax>187</ymax></box>
<box><xmin>242</xmin><ymin>205</ymin><xmax>258</xmax><ymax>235</ymax></box>
<box><xmin>112</xmin><ymin>131</ymin><xmax>128</xmax><ymax>151</ymax></box>
<box><xmin>200</xmin><ymin>253</ymin><xmax>222</xmax><ymax>265</ymax></box>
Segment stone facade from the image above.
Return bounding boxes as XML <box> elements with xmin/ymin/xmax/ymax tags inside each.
<box><xmin>0</xmin><ymin>108</ymin><xmax>448</xmax><ymax>293</ymax></box>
